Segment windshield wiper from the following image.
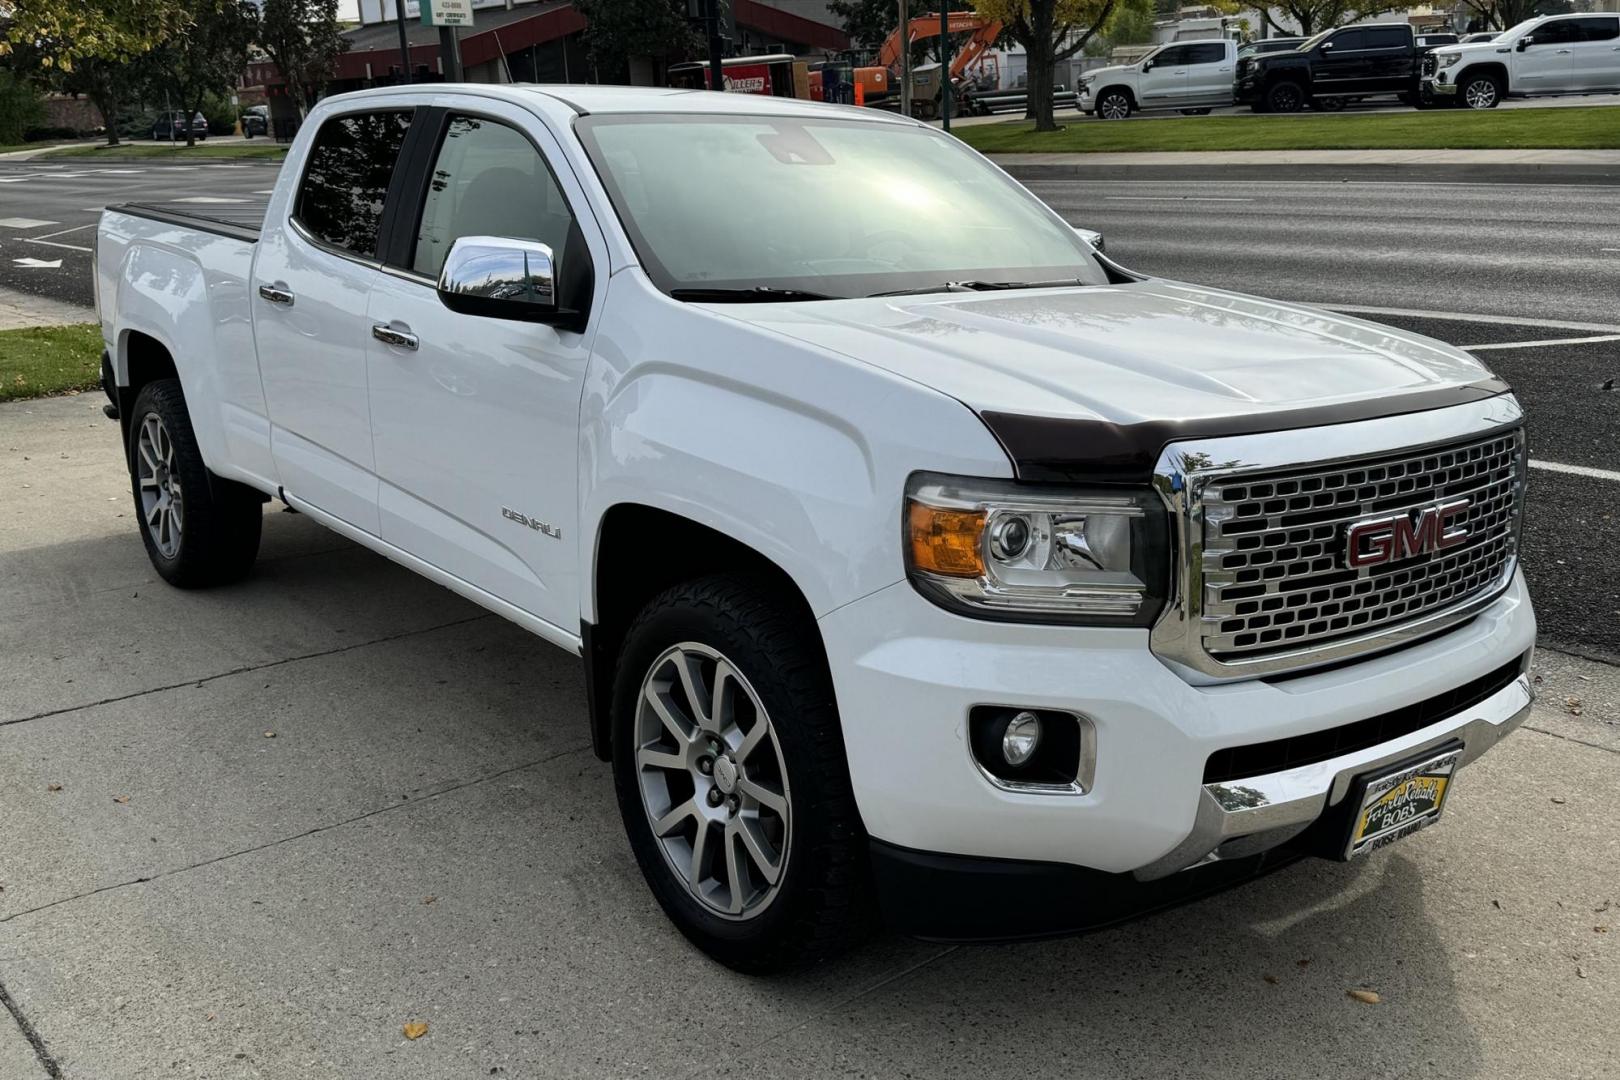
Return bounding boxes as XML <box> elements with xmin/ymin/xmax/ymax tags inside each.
<box><xmin>670</xmin><ymin>286</ymin><xmax>842</xmax><ymax>303</ymax></box>
<box><xmin>869</xmin><ymin>277</ymin><xmax>1092</xmax><ymax>298</ymax></box>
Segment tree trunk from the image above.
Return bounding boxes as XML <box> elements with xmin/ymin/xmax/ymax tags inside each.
<box><xmin>90</xmin><ymin>90</ymin><xmax>121</xmax><ymax>147</ymax></box>
<box><xmin>1028</xmin><ymin>58</ymin><xmax>1057</xmax><ymax>131</ymax></box>
<box><xmin>1027</xmin><ymin>0</ymin><xmax>1059</xmax><ymax>132</ymax></box>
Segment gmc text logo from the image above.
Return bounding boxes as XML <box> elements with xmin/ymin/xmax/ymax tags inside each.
<box><xmin>1344</xmin><ymin>498</ymin><xmax>1470</xmax><ymax>569</ymax></box>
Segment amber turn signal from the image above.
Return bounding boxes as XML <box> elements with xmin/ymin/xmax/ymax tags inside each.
<box><xmin>907</xmin><ymin>501</ymin><xmax>986</xmax><ymax>578</ymax></box>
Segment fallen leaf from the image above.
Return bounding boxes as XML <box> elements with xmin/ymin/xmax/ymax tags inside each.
<box><xmin>46</xmin><ymin>783</ymin><xmax>63</xmax><ymax>793</ymax></box>
<box><xmin>1596</xmin><ymin>926</ymin><xmax>1610</xmax><ymax>934</ymax></box>
<box><xmin>1296</xmin><ymin>958</ymin><xmax>1311</xmax><ymax>968</ymax></box>
<box><xmin>422</xmin><ymin>895</ymin><xmax>437</xmax><ymax>905</ymax></box>
<box><xmin>1596</xmin><ymin>900</ymin><xmax>1612</xmax><ymax>914</ymax></box>
<box><xmin>206</xmin><ymin>1012</ymin><xmax>216</xmax><ymax>1022</ymax></box>
<box><xmin>112</xmin><ymin>795</ymin><xmax>130</xmax><ymax>804</ymax></box>
<box><xmin>1262</xmin><ymin>973</ymin><xmax>1279</xmax><ymax>985</ymax></box>
<box><xmin>1491</xmin><ymin>899</ymin><xmax>1502</xmax><ymax>909</ymax></box>
<box><xmin>263</xmin><ymin>731</ymin><xmax>276</xmax><ymax>739</ymax></box>
<box><xmin>403</xmin><ymin>1021</ymin><xmax>429</xmax><ymax>1041</ymax></box>
<box><xmin>1551</xmin><ymin>796</ymin><xmax>1566</xmax><ymax>805</ymax></box>
<box><xmin>1347</xmin><ymin>989</ymin><xmax>1381</xmax><ymax>1005</ymax></box>
<box><xmin>1577</xmin><ymin>966</ymin><xmax>1587</xmax><ymax>979</ymax></box>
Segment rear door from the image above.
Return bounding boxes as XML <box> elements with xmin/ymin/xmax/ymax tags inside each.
<box><xmin>1515</xmin><ymin>19</ymin><xmax>1575</xmax><ymax>91</ymax></box>
<box><xmin>1566</xmin><ymin>16</ymin><xmax>1620</xmax><ymax>90</ymax></box>
<box><xmin>1139</xmin><ymin>45</ymin><xmax>1191</xmax><ymax>107</ymax></box>
<box><xmin>1182</xmin><ymin>42</ymin><xmax>1234</xmax><ymax>104</ymax></box>
<box><xmin>365</xmin><ymin>100</ymin><xmax>602</xmax><ymax>634</ymax></box>
<box><xmin>252</xmin><ymin>106</ymin><xmax>416</xmax><ymax>534</ymax></box>
<box><xmin>1361</xmin><ymin>27</ymin><xmax>1414</xmax><ymax>91</ymax></box>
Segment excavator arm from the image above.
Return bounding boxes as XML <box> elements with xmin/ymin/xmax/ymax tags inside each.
<box><xmin>876</xmin><ymin>12</ymin><xmax>1003</xmax><ymax>70</ymax></box>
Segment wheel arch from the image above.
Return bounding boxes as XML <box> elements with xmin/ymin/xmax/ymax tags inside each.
<box><xmin>1096</xmin><ymin>84</ymin><xmax>1137</xmax><ymax>110</ymax></box>
<box><xmin>1456</xmin><ymin>62</ymin><xmax>1508</xmax><ymax>91</ymax></box>
<box><xmin>582</xmin><ymin>503</ymin><xmax>821</xmax><ymax>762</ymax></box>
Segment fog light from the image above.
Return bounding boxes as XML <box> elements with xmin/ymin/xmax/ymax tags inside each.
<box><xmin>1002</xmin><ymin>711</ymin><xmax>1042</xmax><ymax>766</ymax></box>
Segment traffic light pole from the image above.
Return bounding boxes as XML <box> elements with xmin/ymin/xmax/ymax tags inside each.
<box><xmin>706</xmin><ymin>0</ymin><xmax>726</xmax><ymax>91</ymax></box>
<box><xmin>394</xmin><ymin>0</ymin><xmax>412</xmax><ymax>83</ymax></box>
<box><xmin>897</xmin><ymin>0</ymin><xmax>910</xmax><ymax>117</ymax></box>
<box><xmin>939</xmin><ymin>6</ymin><xmax>951</xmax><ymax>131</ymax></box>
<box><xmin>439</xmin><ymin>25</ymin><xmax>462</xmax><ymax>81</ymax></box>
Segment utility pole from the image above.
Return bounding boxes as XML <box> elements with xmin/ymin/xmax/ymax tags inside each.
<box><xmin>394</xmin><ymin>0</ymin><xmax>412</xmax><ymax>83</ymax></box>
<box><xmin>705</xmin><ymin>0</ymin><xmax>726</xmax><ymax>91</ymax></box>
<box><xmin>439</xmin><ymin>25</ymin><xmax>463</xmax><ymax>80</ymax></box>
<box><xmin>939</xmin><ymin>6</ymin><xmax>951</xmax><ymax>132</ymax></box>
<box><xmin>897</xmin><ymin>0</ymin><xmax>911</xmax><ymax>117</ymax></box>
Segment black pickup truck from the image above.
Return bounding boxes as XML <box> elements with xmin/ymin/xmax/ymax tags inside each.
<box><xmin>1238</xmin><ymin>23</ymin><xmax>1423</xmax><ymax>112</ymax></box>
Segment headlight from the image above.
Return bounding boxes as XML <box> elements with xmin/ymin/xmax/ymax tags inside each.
<box><xmin>904</xmin><ymin>473</ymin><xmax>1168</xmax><ymax>625</ymax></box>
<box><xmin>1441</xmin><ymin>53</ymin><xmax>1462</xmax><ymax>68</ymax></box>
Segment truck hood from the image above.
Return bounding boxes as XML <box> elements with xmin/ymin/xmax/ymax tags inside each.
<box><xmin>706</xmin><ymin>280</ymin><xmax>1494</xmax><ymax>427</ymax></box>
<box><xmin>1082</xmin><ymin>63</ymin><xmax>1133</xmax><ymax>80</ymax></box>
<box><xmin>1430</xmin><ymin>41</ymin><xmax>1502</xmax><ymax>59</ymax></box>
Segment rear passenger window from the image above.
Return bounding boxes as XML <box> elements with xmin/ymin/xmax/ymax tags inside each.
<box><xmin>1573</xmin><ymin>17</ymin><xmax>1619</xmax><ymax>41</ymax></box>
<box><xmin>1364</xmin><ymin>28</ymin><xmax>1408</xmax><ymax>49</ymax></box>
<box><xmin>410</xmin><ymin>115</ymin><xmax>576</xmax><ymax>279</ymax></box>
<box><xmin>1185</xmin><ymin>43</ymin><xmax>1227</xmax><ymax>64</ymax></box>
<box><xmin>293</xmin><ymin>110</ymin><xmax>413</xmax><ymax>258</ymax></box>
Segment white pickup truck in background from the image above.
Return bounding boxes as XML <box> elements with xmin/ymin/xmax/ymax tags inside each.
<box><xmin>1079</xmin><ymin>39</ymin><xmax>1239</xmax><ymax>119</ymax></box>
<box><xmin>1422</xmin><ymin>12</ymin><xmax>1620</xmax><ymax>108</ymax></box>
<box><xmin>96</xmin><ymin>85</ymin><xmax>1535</xmax><ymax>971</ymax></box>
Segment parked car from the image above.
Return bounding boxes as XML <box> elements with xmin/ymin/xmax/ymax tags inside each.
<box><xmin>1238</xmin><ymin>36</ymin><xmax>1306</xmax><ymax>60</ymax></box>
<box><xmin>1239</xmin><ymin>23</ymin><xmax>1422</xmax><ymax>112</ymax></box>
<box><xmin>1423</xmin><ymin>12</ymin><xmax>1620</xmax><ymax>108</ymax></box>
<box><xmin>241</xmin><ymin>105</ymin><xmax>268</xmax><ymax>137</ymax></box>
<box><xmin>96</xmin><ymin>86</ymin><xmax>1536</xmax><ymax>969</ymax></box>
<box><xmin>1080</xmin><ymin>38</ymin><xmax>1238</xmax><ymax>118</ymax></box>
<box><xmin>152</xmin><ymin>111</ymin><xmax>208</xmax><ymax>141</ymax></box>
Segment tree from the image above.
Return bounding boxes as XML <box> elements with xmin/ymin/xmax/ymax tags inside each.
<box><xmin>148</xmin><ymin>0</ymin><xmax>257</xmax><ymax>147</ymax></box>
<box><xmin>1454</xmin><ymin>0</ymin><xmax>1568</xmax><ymax>32</ymax></box>
<box><xmin>573</xmin><ymin>0</ymin><xmax>696</xmax><ymax>83</ymax></box>
<box><xmin>827</xmin><ymin>0</ymin><xmax>898</xmax><ymax>50</ymax></box>
<box><xmin>972</xmin><ymin>0</ymin><xmax>1154</xmax><ymax>130</ymax></box>
<box><xmin>1081</xmin><ymin>2</ymin><xmax>1155</xmax><ymax>58</ymax></box>
<box><xmin>1255</xmin><ymin>0</ymin><xmax>1399</xmax><ymax>38</ymax></box>
<box><xmin>260</xmin><ymin>0</ymin><xmax>349</xmax><ymax>117</ymax></box>
<box><xmin>62</xmin><ymin>54</ymin><xmax>160</xmax><ymax>147</ymax></box>
<box><xmin>0</xmin><ymin>0</ymin><xmax>183</xmax><ymax>72</ymax></box>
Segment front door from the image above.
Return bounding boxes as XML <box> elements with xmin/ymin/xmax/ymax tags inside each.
<box><xmin>1182</xmin><ymin>42</ymin><xmax>1233</xmax><ymax>105</ymax></box>
<box><xmin>1312</xmin><ymin>29</ymin><xmax>1370</xmax><ymax>94</ymax></box>
<box><xmin>252</xmin><ymin>107</ymin><xmax>415</xmax><ymax>535</ymax></box>
<box><xmin>1566</xmin><ymin>16</ymin><xmax>1620</xmax><ymax>90</ymax></box>
<box><xmin>366</xmin><ymin>104</ymin><xmax>600</xmax><ymax>634</ymax></box>
<box><xmin>1138</xmin><ymin>45</ymin><xmax>1190</xmax><ymax>107</ymax></box>
<box><xmin>1514</xmin><ymin>21</ymin><xmax>1575</xmax><ymax>91</ymax></box>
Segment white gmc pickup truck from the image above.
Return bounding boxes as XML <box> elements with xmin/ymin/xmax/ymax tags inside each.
<box><xmin>96</xmin><ymin>85</ymin><xmax>1535</xmax><ymax>971</ymax></box>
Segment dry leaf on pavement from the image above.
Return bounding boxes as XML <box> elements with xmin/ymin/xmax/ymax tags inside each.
<box><xmin>112</xmin><ymin>795</ymin><xmax>130</xmax><ymax>804</ymax></box>
<box><xmin>47</xmin><ymin>783</ymin><xmax>63</xmax><ymax>792</ymax></box>
<box><xmin>403</xmin><ymin>1022</ymin><xmax>429</xmax><ymax>1040</ymax></box>
<box><xmin>1347</xmin><ymin>989</ymin><xmax>1381</xmax><ymax>1005</ymax></box>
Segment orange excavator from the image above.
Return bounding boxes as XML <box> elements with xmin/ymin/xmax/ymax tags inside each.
<box><xmin>854</xmin><ymin>12</ymin><xmax>1003</xmax><ymax>118</ymax></box>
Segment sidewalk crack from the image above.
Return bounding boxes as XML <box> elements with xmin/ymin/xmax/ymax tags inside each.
<box><xmin>0</xmin><ymin>977</ymin><xmax>64</xmax><ymax>1079</ymax></box>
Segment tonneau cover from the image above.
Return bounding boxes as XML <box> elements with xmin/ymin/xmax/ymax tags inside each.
<box><xmin>114</xmin><ymin>198</ymin><xmax>269</xmax><ymax>243</ymax></box>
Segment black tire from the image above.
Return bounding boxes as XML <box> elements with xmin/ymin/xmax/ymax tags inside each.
<box><xmin>611</xmin><ymin>574</ymin><xmax>869</xmax><ymax>972</ymax></box>
<box><xmin>1095</xmin><ymin>89</ymin><xmax>1132</xmax><ymax>119</ymax></box>
<box><xmin>1266</xmin><ymin>80</ymin><xmax>1305</xmax><ymax>113</ymax></box>
<box><xmin>1459</xmin><ymin>70</ymin><xmax>1504</xmax><ymax>109</ymax></box>
<box><xmin>127</xmin><ymin>379</ymin><xmax>263</xmax><ymax>588</ymax></box>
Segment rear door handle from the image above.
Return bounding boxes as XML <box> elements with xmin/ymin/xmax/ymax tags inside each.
<box><xmin>371</xmin><ymin>323</ymin><xmax>419</xmax><ymax>351</ymax></box>
<box><xmin>257</xmin><ymin>283</ymin><xmax>294</xmax><ymax>306</ymax></box>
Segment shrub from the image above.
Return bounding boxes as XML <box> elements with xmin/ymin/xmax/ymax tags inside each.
<box><xmin>0</xmin><ymin>72</ymin><xmax>46</xmax><ymax>145</ymax></box>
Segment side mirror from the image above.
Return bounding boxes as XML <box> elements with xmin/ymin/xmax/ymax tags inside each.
<box><xmin>1516</xmin><ymin>36</ymin><xmax>1532</xmax><ymax>50</ymax></box>
<box><xmin>436</xmin><ymin>235</ymin><xmax>561</xmax><ymax>323</ymax></box>
<box><xmin>1072</xmin><ymin>225</ymin><xmax>1106</xmax><ymax>254</ymax></box>
<box><xmin>1141</xmin><ymin>60</ymin><xmax>1153</xmax><ymax>71</ymax></box>
<box><xmin>1321</xmin><ymin>40</ymin><xmax>1334</xmax><ymax>51</ymax></box>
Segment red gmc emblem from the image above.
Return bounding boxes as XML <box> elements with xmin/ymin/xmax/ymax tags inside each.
<box><xmin>1345</xmin><ymin>498</ymin><xmax>1471</xmax><ymax>569</ymax></box>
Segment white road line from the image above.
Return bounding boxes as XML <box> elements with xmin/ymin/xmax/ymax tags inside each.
<box><xmin>30</xmin><ymin>223</ymin><xmax>96</xmax><ymax>240</ymax></box>
<box><xmin>1530</xmin><ymin>459</ymin><xmax>1620</xmax><ymax>483</ymax></box>
<box><xmin>1462</xmin><ymin>334</ymin><xmax>1620</xmax><ymax>351</ymax></box>
<box><xmin>0</xmin><ymin>217</ymin><xmax>58</xmax><ymax>229</ymax></box>
<box><xmin>1329</xmin><ymin>304</ymin><xmax>1620</xmax><ymax>335</ymax></box>
<box><xmin>21</xmin><ymin>238</ymin><xmax>93</xmax><ymax>253</ymax></box>
<box><xmin>1105</xmin><ymin>196</ymin><xmax>1256</xmax><ymax>202</ymax></box>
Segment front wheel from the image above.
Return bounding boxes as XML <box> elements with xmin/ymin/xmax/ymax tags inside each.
<box><xmin>1266</xmin><ymin>81</ymin><xmax>1305</xmax><ymax>113</ymax></box>
<box><xmin>1461</xmin><ymin>72</ymin><xmax>1503</xmax><ymax>109</ymax></box>
<box><xmin>1095</xmin><ymin>90</ymin><xmax>1132</xmax><ymax>119</ymax></box>
<box><xmin>127</xmin><ymin>379</ymin><xmax>263</xmax><ymax>587</ymax></box>
<box><xmin>612</xmin><ymin>575</ymin><xmax>869</xmax><ymax>972</ymax></box>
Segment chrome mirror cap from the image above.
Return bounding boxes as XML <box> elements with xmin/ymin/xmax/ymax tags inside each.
<box><xmin>436</xmin><ymin>235</ymin><xmax>557</xmax><ymax>320</ymax></box>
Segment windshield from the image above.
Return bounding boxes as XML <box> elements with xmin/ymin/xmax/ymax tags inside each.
<box><xmin>575</xmin><ymin>114</ymin><xmax>1108</xmax><ymax>300</ymax></box>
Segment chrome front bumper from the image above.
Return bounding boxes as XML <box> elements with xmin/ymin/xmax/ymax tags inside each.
<box><xmin>1134</xmin><ymin>671</ymin><xmax>1534</xmax><ymax>880</ymax></box>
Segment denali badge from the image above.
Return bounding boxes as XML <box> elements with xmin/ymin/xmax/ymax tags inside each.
<box><xmin>1345</xmin><ymin>498</ymin><xmax>1469</xmax><ymax>569</ymax></box>
<box><xmin>502</xmin><ymin>507</ymin><xmax>561</xmax><ymax>539</ymax></box>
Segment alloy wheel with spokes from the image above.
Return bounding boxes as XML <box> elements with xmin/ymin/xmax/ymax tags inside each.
<box><xmin>1098</xmin><ymin>92</ymin><xmax>1131</xmax><ymax>120</ymax></box>
<box><xmin>634</xmin><ymin>642</ymin><xmax>791</xmax><ymax>920</ymax></box>
<box><xmin>1463</xmin><ymin>77</ymin><xmax>1499</xmax><ymax>109</ymax></box>
<box><xmin>136</xmin><ymin>413</ymin><xmax>184</xmax><ymax>559</ymax></box>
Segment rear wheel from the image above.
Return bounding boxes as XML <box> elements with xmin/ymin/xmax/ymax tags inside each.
<box><xmin>612</xmin><ymin>574</ymin><xmax>869</xmax><ymax>972</ymax></box>
<box><xmin>1096</xmin><ymin>90</ymin><xmax>1132</xmax><ymax>119</ymax></box>
<box><xmin>1266</xmin><ymin>81</ymin><xmax>1305</xmax><ymax>113</ymax></box>
<box><xmin>1461</xmin><ymin>72</ymin><xmax>1503</xmax><ymax>109</ymax></box>
<box><xmin>127</xmin><ymin>379</ymin><xmax>263</xmax><ymax>588</ymax></box>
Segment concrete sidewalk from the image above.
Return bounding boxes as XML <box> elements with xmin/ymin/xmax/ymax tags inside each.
<box><xmin>989</xmin><ymin>148</ymin><xmax>1620</xmax><ymax>166</ymax></box>
<box><xmin>0</xmin><ymin>287</ymin><xmax>93</xmax><ymax>331</ymax></box>
<box><xmin>1</xmin><ymin>394</ymin><xmax>1616</xmax><ymax>1080</ymax></box>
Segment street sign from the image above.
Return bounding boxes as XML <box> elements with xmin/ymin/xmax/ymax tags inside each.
<box><xmin>420</xmin><ymin>0</ymin><xmax>471</xmax><ymax>27</ymax></box>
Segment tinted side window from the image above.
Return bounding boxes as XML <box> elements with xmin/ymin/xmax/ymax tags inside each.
<box><xmin>294</xmin><ymin>110</ymin><xmax>413</xmax><ymax>257</ymax></box>
<box><xmin>1573</xmin><ymin>17</ymin><xmax>1619</xmax><ymax>41</ymax></box>
<box><xmin>411</xmin><ymin>115</ymin><xmax>577</xmax><ymax>279</ymax></box>
<box><xmin>1531</xmin><ymin>20</ymin><xmax>1575</xmax><ymax>44</ymax></box>
<box><xmin>1186</xmin><ymin>43</ymin><xmax>1227</xmax><ymax>64</ymax></box>
<box><xmin>1330</xmin><ymin>30</ymin><xmax>1367</xmax><ymax>50</ymax></box>
<box><xmin>1154</xmin><ymin>46</ymin><xmax>1192</xmax><ymax>66</ymax></box>
<box><xmin>1364</xmin><ymin>28</ymin><xmax>1408</xmax><ymax>49</ymax></box>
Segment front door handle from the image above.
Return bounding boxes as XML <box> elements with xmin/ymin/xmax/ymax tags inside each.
<box><xmin>1557</xmin><ymin>49</ymin><xmax>1572</xmax><ymax>54</ymax></box>
<box><xmin>257</xmin><ymin>283</ymin><xmax>294</xmax><ymax>306</ymax></box>
<box><xmin>371</xmin><ymin>323</ymin><xmax>419</xmax><ymax>351</ymax></box>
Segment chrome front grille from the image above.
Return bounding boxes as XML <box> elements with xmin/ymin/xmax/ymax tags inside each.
<box><xmin>1199</xmin><ymin>430</ymin><xmax>1522</xmax><ymax>661</ymax></box>
<box><xmin>1421</xmin><ymin>54</ymin><xmax>1438</xmax><ymax>77</ymax></box>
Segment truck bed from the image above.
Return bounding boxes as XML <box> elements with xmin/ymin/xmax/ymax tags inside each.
<box><xmin>113</xmin><ymin>198</ymin><xmax>268</xmax><ymax>243</ymax></box>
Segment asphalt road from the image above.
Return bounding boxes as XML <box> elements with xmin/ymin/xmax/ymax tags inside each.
<box><xmin>3</xmin><ymin>159</ymin><xmax>1617</xmax><ymax>659</ymax></box>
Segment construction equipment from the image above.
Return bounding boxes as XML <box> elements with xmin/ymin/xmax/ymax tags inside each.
<box><xmin>855</xmin><ymin>12</ymin><xmax>1003</xmax><ymax>118</ymax></box>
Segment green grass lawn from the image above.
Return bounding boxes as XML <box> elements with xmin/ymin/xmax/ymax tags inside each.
<box><xmin>0</xmin><ymin>324</ymin><xmax>103</xmax><ymax>403</ymax></box>
<box><xmin>955</xmin><ymin>105</ymin><xmax>1620</xmax><ymax>153</ymax></box>
<box><xmin>52</xmin><ymin>141</ymin><xmax>289</xmax><ymax>160</ymax></box>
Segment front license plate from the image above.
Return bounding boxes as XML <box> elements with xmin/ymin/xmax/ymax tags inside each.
<box><xmin>1344</xmin><ymin>748</ymin><xmax>1461</xmax><ymax>859</ymax></box>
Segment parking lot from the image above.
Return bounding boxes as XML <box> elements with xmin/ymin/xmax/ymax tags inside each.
<box><xmin>2</xmin><ymin>155</ymin><xmax>1618</xmax><ymax>1078</ymax></box>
